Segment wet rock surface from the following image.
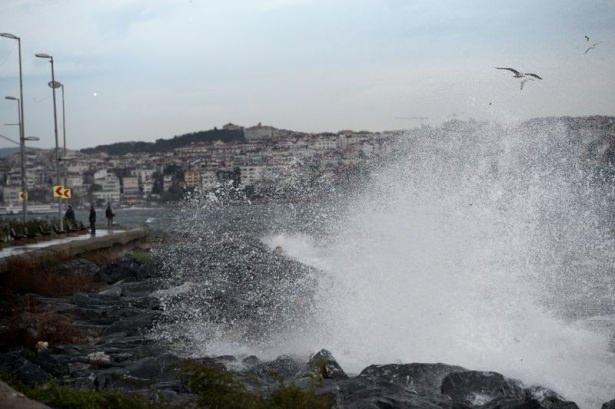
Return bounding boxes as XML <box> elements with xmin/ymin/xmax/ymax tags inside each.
<box><xmin>603</xmin><ymin>400</ymin><xmax>615</xmax><ymax>409</ymax></box>
<box><xmin>0</xmin><ymin>242</ymin><xmax>600</xmax><ymax>408</ymax></box>
<box><xmin>154</xmin><ymin>231</ymin><xmax>320</xmax><ymax>343</ymax></box>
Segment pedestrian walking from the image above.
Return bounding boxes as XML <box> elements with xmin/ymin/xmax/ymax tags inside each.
<box><xmin>64</xmin><ymin>205</ymin><xmax>76</xmax><ymax>230</ymax></box>
<box><xmin>105</xmin><ymin>203</ymin><xmax>115</xmax><ymax>232</ymax></box>
<box><xmin>89</xmin><ymin>204</ymin><xmax>96</xmax><ymax>236</ymax></box>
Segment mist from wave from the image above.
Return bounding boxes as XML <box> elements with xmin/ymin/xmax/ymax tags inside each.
<box><xmin>263</xmin><ymin>120</ymin><xmax>615</xmax><ymax>409</ymax></box>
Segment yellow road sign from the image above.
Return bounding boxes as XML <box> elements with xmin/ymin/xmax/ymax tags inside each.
<box><xmin>53</xmin><ymin>185</ymin><xmax>71</xmax><ymax>199</ymax></box>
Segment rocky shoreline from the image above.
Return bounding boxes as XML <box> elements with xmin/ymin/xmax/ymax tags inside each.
<box><xmin>1</xmin><ymin>240</ymin><xmax>614</xmax><ymax>409</ymax></box>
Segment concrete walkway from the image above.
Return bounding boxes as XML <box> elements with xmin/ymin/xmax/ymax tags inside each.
<box><xmin>0</xmin><ymin>230</ymin><xmax>123</xmax><ymax>259</ymax></box>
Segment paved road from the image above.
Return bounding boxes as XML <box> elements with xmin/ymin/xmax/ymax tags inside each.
<box><xmin>0</xmin><ymin>229</ymin><xmax>123</xmax><ymax>259</ymax></box>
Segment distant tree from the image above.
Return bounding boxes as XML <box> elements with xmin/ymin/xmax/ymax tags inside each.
<box><xmin>151</xmin><ymin>172</ymin><xmax>163</xmax><ymax>194</ymax></box>
<box><xmin>80</xmin><ymin>128</ymin><xmax>246</xmax><ymax>155</ymax></box>
<box><xmin>88</xmin><ymin>183</ymin><xmax>102</xmax><ymax>193</ymax></box>
<box><xmin>232</xmin><ymin>167</ymin><xmax>241</xmax><ymax>188</ymax></box>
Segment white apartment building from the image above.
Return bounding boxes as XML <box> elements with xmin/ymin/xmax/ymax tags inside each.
<box><xmin>93</xmin><ymin>171</ymin><xmax>120</xmax><ymax>203</ymax></box>
<box><xmin>67</xmin><ymin>174</ymin><xmax>84</xmax><ymax>188</ymax></box>
<box><xmin>2</xmin><ymin>185</ymin><xmax>21</xmax><ymax>205</ymax></box>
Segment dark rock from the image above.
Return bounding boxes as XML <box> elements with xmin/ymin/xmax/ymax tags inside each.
<box><xmin>102</xmin><ymin>311</ymin><xmax>159</xmax><ymax>336</ymax></box>
<box><xmin>482</xmin><ymin>397</ymin><xmax>579</xmax><ymax>409</ymax></box>
<box><xmin>0</xmin><ymin>351</ymin><xmax>52</xmax><ymax>386</ymax></box>
<box><xmin>307</xmin><ymin>349</ymin><xmax>348</xmax><ymax>380</ymax></box>
<box><xmin>98</xmin><ymin>281</ymin><xmax>124</xmax><ymax>297</ymax></box>
<box><xmin>214</xmin><ymin>355</ymin><xmax>237</xmax><ymax>363</ymax></box>
<box><xmin>71</xmin><ymin>293</ymin><xmax>119</xmax><ymax>308</ymax></box>
<box><xmin>156</xmin><ymin>233</ymin><xmax>318</xmax><ymax>342</ymax></box>
<box><xmin>52</xmin><ymin>258</ymin><xmax>99</xmax><ymax>278</ymax></box>
<box><xmin>242</xmin><ymin>355</ymin><xmax>306</xmax><ymax>392</ymax></box>
<box><xmin>130</xmin><ymin>296</ymin><xmax>162</xmax><ymax>311</ymax></box>
<box><xmin>120</xmin><ymin>281</ymin><xmax>160</xmax><ymax>297</ymax></box>
<box><xmin>317</xmin><ymin>376</ymin><xmax>451</xmax><ymax>409</ymax></box>
<box><xmin>242</xmin><ymin>355</ymin><xmax>260</xmax><ymax>368</ymax></box>
<box><xmin>537</xmin><ymin>396</ymin><xmax>579</xmax><ymax>409</ymax></box>
<box><xmin>360</xmin><ymin>362</ymin><xmax>466</xmax><ymax>396</ymax></box>
<box><xmin>29</xmin><ymin>351</ymin><xmax>70</xmax><ymax>377</ymax></box>
<box><xmin>441</xmin><ymin>371</ymin><xmax>526</xmax><ymax>405</ymax></box>
<box><xmin>124</xmin><ymin>353</ymin><xmax>182</xmax><ymax>382</ymax></box>
<box><xmin>97</xmin><ymin>258</ymin><xmax>152</xmax><ymax>284</ymax></box>
<box><xmin>525</xmin><ymin>386</ymin><xmax>564</xmax><ymax>402</ymax></box>
<box><xmin>481</xmin><ymin>398</ymin><xmax>542</xmax><ymax>409</ymax></box>
<box><xmin>602</xmin><ymin>400</ymin><xmax>615</xmax><ymax>409</ymax></box>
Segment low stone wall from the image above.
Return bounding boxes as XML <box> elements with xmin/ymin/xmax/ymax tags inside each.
<box><xmin>0</xmin><ymin>228</ymin><xmax>149</xmax><ymax>274</ymax></box>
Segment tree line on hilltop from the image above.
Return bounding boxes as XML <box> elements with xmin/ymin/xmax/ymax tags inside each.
<box><xmin>80</xmin><ymin>128</ymin><xmax>246</xmax><ymax>155</ymax></box>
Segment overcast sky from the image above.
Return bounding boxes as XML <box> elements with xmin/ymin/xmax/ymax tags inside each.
<box><xmin>0</xmin><ymin>0</ymin><xmax>614</xmax><ymax>149</ymax></box>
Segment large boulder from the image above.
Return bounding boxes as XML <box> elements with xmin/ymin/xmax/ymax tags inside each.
<box><xmin>441</xmin><ymin>371</ymin><xmax>525</xmax><ymax>405</ymax></box>
<box><xmin>155</xmin><ymin>232</ymin><xmax>318</xmax><ymax>343</ymax></box>
<box><xmin>241</xmin><ymin>355</ymin><xmax>307</xmax><ymax>393</ymax></box>
<box><xmin>360</xmin><ymin>362</ymin><xmax>466</xmax><ymax>396</ymax></box>
<box><xmin>307</xmin><ymin>349</ymin><xmax>348</xmax><ymax>380</ymax></box>
<box><xmin>481</xmin><ymin>397</ymin><xmax>578</xmax><ymax>409</ymax></box>
<box><xmin>317</xmin><ymin>376</ymin><xmax>451</xmax><ymax>409</ymax></box>
<box><xmin>51</xmin><ymin>258</ymin><xmax>99</xmax><ymax>279</ymax></box>
<box><xmin>96</xmin><ymin>258</ymin><xmax>152</xmax><ymax>284</ymax></box>
<box><xmin>602</xmin><ymin>400</ymin><xmax>615</xmax><ymax>409</ymax></box>
<box><xmin>0</xmin><ymin>351</ymin><xmax>52</xmax><ymax>386</ymax></box>
<box><xmin>27</xmin><ymin>350</ymin><xmax>69</xmax><ymax>378</ymax></box>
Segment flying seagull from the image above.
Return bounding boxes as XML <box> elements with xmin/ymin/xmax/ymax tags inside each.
<box><xmin>584</xmin><ymin>42</ymin><xmax>601</xmax><ymax>54</ymax></box>
<box><xmin>495</xmin><ymin>67</ymin><xmax>543</xmax><ymax>90</ymax></box>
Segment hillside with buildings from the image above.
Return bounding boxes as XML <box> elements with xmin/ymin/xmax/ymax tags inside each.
<box><xmin>1</xmin><ymin>117</ymin><xmax>613</xmax><ymax>211</ymax></box>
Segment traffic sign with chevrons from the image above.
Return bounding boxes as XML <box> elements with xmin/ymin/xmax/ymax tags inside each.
<box><xmin>53</xmin><ymin>185</ymin><xmax>71</xmax><ymax>199</ymax></box>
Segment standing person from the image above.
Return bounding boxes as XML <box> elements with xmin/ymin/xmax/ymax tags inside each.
<box><xmin>89</xmin><ymin>204</ymin><xmax>96</xmax><ymax>236</ymax></box>
<box><xmin>105</xmin><ymin>202</ymin><xmax>115</xmax><ymax>232</ymax></box>
<box><xmin>64</xmin><ymin>205</ymin><xmax>76</xmax><ymax>230</ymax></box>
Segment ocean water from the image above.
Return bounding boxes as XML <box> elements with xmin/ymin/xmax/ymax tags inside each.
<box><xmin>153</xmin><ymin>121</ymin><xmax>615</xmax><ymax>408</ymax></box>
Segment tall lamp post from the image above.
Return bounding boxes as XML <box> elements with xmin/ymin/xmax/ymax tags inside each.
<box><xmin>35</xmin><ymin>53</ymin><xmax>63</xmax><ymax>229</ymax></box>
<box><xmin>59</xmin><ymin>82</ymin><xmax>67</xmax><ymax>187</ymax></box>
<box><xmin>0</xmin><ymin>33</ymin><xmax>27</xmax><ymax>221</ymax></box>
<box><xmin>4</xmin><ymin>96</ymin><xmax>27</xmax><ymax>223</ymax></box>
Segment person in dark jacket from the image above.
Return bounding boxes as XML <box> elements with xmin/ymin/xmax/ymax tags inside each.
<box><xmin>105</xmin><ymin>203</ymin><xmax>115</xmax><ymax>232</ymax></box>
<box><xmin>89</xmin><ymin>205</ymin><xmax>96</xmax><ymax>236</ymax></box>
<box><xmin>64</xmin><ymin>205</ymin><xmax>76</xmax><ymax>229</ymax></box>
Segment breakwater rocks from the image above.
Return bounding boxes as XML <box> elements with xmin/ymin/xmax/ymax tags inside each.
<box><xmin>0</xmin><ymin>238</ymin><xmax>612</xmax><ymax>408</ymax></box>
<box><xmin>153</xmin><ymin>231</ymin><xmax>319</xmax><ymax>345</ymax></box>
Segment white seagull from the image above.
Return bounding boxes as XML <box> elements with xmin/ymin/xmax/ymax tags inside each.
<box><xmin>495</xmin><ymin>67</ymin><xmax>543</xmax><ymax>90</ymax></box>
<box><xmin>584</xmin><ymin>42</ymin><xmax>601</xmax><ymax>55</ymax></box>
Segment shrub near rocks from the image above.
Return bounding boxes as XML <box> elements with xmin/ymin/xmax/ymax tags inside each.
<box><xmin>21</xmin><ymin>382</ymin><xmax>165</xmax><ymax>409</ymax></box>
<box><xmin>180</xmin><ymin>360</ymin><xmax>331</xmax><ymax>409</ymax></box>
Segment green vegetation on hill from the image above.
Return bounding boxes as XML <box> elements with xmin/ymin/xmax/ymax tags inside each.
<box><xmin>80</xmin><ymin>128</ymin><xmax>245</xmax><ymax>155</ymax></box>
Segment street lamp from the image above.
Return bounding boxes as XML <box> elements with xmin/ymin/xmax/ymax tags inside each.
<box><xmin>36</xmin><ymin>52</ymin><xmax>63</xmax><ymax>228</ymax></box>
<box><xmin>57</xmin><ymin>82</ymin><xmax>67</xmax><ymax>187</ymax></box>
<box><xmin>1</xmin><ymin>33</ymin><xmax>27</xmax><ymax>222</ymax></box>
<box><xmin>4</xmin><ymin>96</ymin><xmax>27</xmax><ymax>223</ymax></box>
